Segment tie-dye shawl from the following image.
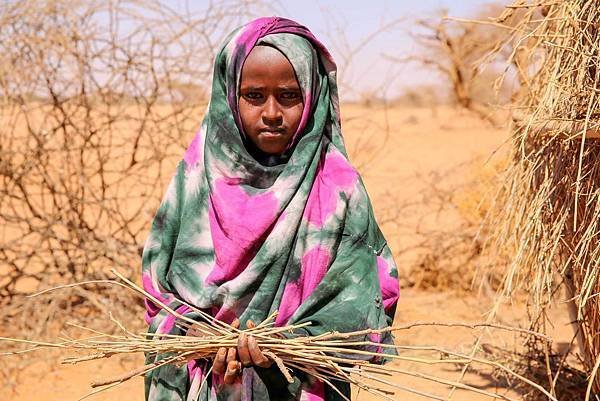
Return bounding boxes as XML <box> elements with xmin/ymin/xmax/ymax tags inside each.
<box><xmin>142</xmin><ymin>17</ymin><xmax>399</xmax><ymax>401</ymax></box>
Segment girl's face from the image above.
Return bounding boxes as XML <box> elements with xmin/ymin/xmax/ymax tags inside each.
<box><xmin>239</xmin><ymin>45</ymin><xmax>304</xmax><ymax>155</ymax></box>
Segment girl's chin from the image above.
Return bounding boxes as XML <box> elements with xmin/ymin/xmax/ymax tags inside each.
<box><xmin>256</xmin><ymin>134</ymin><xmax>291</xmax><ymax>154</ymax></box>
<box><xmin>257</xmin><ymin>143</ymin><xmax>287</xmax><ymax>155</ymax></box>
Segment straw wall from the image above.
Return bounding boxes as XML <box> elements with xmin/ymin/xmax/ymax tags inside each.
<box><xmin>488</xmin><ymin>1</ymin><xmax>600</xmax><ymax>392</ymax></box>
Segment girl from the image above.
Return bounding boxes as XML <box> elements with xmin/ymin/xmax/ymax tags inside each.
<box><xmin>142</xmin><ymin>16</ymin><xmax>399</xmax><ymax>401</ymax></box>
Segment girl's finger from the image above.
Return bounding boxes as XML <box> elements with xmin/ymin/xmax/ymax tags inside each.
<box><xmin>186</xmin><ymin>327</ymin><xmax>200</xmax><ymax>337</ymax></box>
<box><xmin>247</xmin><ymin>320</ymin><xmax>255</xmax><ymax>329</ymax></box>
<box><xmin>226</xmin><ymin>347</ymin><xmax>237</xmax><ymax>364</ymax></box>
<box><xmin>248</xmin><ymin>335</ymin><xmax>272</xmax><ymax>368</ymax></box>
<box><xmin>237</xmin><ymin>332</ymin><xmax>252</xmax><ymax>366</ymax></box>
<box><xmin>231</xmin><ymin>318</ymin><xmax>240</xmax><ymax>329</ymax></box>
<box><xmin>212</xmin><ymin>347</ymin><xmax>228</xmax><ymax>375</ymax></box>
<box><xmin>224</xmin><ymin>360</ymin><xmax>241</xmax><ymax>385</ymax></box>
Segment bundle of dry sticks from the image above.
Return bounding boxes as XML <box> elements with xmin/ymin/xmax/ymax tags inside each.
<box><xmin>1</xmin><ymin>269</ymin><xmax>558</xmax><ymax>401</ymax></box>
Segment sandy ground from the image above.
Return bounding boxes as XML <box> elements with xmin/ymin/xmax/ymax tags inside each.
<box><xmin>3</xmin><ymin>105</ymin><xmax>579</xmax><ymax>400</ymax></box>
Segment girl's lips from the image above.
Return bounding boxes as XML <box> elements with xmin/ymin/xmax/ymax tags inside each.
<box><xmin>259</xmin><ymin>130</ymin><xmax>286</xmax><ymax>138</ymax></box>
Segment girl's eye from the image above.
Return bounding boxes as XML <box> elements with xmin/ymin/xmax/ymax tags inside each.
<box><xmin>244</xmin><ymin>92</ymin><xmax>262</xmax><ymax>100</ymax></box>
<box><xmin>281</xmin><ymin>91</ymin><xmax>301</xmax><ymax>100</ymax></box>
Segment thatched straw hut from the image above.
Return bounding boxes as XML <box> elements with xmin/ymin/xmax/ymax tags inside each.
<box><xmin>486</xmin><ymin>0</ymin><xmax>600</xmax><ymax>393</ymax></box>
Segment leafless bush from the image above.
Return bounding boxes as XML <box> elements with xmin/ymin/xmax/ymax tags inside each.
<box><xmin>483</xmin><ymin>337</ymin><xmax>588</xmax><ymax>401</ymax></box>
<box><xmin>390</xmin><ymin>4</ymin><xmax>521</xmax><ymax>122</ymax></box>
<box><xmin>390</xmin><ymin>84</ymin><xmax>450</xmax><ymax>109</ymax></box>
<box><xmin>0</xmin><ymin>0</ymin><xmax>265</xmax><ymax>299</ymax></box>
<box><xmin>0</xmin><ymin>0</ymin><xmax>268</xmax><ymax>391</ymax></box>
<box><xmin>402</xmin><ymin>159</ymin><xmax>508</xmax><ymax>294</ymax></box>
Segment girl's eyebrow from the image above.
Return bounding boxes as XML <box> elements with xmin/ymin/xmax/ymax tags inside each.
<box><xmin>241</xmin><ymin>85</ymin><xmax>301</xmax><ymax>91</ymax></box>
<box><xmin>279</xmin><ymin>85</ymin><xmax>301</xmax><ymax>91</ymax></box>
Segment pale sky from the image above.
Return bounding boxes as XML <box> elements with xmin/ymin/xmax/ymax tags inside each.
<box><xmin>271</xmin><ymin>1</ymin><xmax>494</xmax><ymax>99</ymax></box>
<box><xmin>131</xmin><ymin>1</ymin><xmax>498</xmax><ymax>100</ymax></box>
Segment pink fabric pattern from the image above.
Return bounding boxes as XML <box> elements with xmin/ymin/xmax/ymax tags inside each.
<box><xmin>377</xmin><ymin>255</ymin><xmax>399</xmax><ymax>313</ymax></box>
<box><xmin>276</xmin><ymin>246</ymin><xmax>331</xmax><ymax>325</ymax></box>
<box><xmin>206</xmin><ymin>178</ymin><xmax>279</xmax><ymax>284</ymax></box>
<box><xmin>142</xmin><ymin>271</ymin><xmax>174</xmax><ymax>324</ymax></box>
<box><xmin>183</xmin><ymin>130</ymin><xmax>202</xmax><ymax>167</ymax></box>
<box><xmin>304</xmin><ymin>151</ymin><xmax>358</xmax><ymax>227</ymax></box>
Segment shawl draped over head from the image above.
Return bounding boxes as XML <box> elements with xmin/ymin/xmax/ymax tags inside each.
<box><xmin>142</xmin><ymin>16</ymin><xmax>399</xmax><ymax>401</ymax></box>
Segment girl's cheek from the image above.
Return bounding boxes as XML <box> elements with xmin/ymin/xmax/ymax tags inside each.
<box><xmin>289</xmin><ymin>104</ymin><xmax>304</xmax><ymax>130</ymax></box>
<box><xmin>238</xmin><ymin>102</ymin><xmax>256</xmax><ymax>128</ymax></box>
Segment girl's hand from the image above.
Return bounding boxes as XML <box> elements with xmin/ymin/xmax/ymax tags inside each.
<box><xmin>212</xmin><ymin>319</ymin><xmax>273</xmax><ymax>384</ymax></box>
<box><xmin>237</xmin><ymin>320</ymin><xmax>272</xmax><ymax>369</ymax></box>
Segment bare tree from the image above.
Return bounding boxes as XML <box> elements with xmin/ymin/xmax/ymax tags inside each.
<box><xmin>388</xmin><ymin>5</ymin><xmax>522</xmax><ymax>121</ymax></box>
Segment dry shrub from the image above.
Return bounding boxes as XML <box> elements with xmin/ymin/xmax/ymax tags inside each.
<box><xmin>0</xmin><ymin>0</ymin><xmax>264</xmax><ymax>299</ymax></box>
<box><xmin>406</xmin><ymin>157</ymin><xmax>507</xmax><ymax>294</ymax></box>
<box><xmin>391</xmin><ymin>4</ymin><xmax>523</xmax><ymax>122</ymax></box>
<box><xmin>391</xmin><ymin>84</ymin><xmax>451</xmax><ymax>108</ymax></box>
<box><xmin>481</xmin><ymin>1</ymin><xmax>600</xmax><ymax>395</ymax></box>
<box><xmin>483</xmin><ymin>337</ymin><xmax>588</xmax><ymax>401</ymax></box>
<box><xmin>0</xmin><ymin>0</ymin><xmax>265</xmax><ymax>391</ymax></box>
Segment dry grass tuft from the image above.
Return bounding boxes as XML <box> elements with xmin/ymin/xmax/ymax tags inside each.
<box><xmin>406</xmin><ymin>158</ymin><xmax>508</xmax><ymax>295</ymax></box>
<box><xmin>482</xmin><ymin>338</ymin><xmax>588</xmax><ymax>401</ymax></box>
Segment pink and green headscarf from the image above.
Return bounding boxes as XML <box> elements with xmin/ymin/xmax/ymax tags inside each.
<box><xmin>142</xmin><ymin>16</ymin><xmax>399</xmax><ymax>401</ymax></box>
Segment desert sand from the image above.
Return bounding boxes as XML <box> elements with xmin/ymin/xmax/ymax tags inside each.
<box><xmin>4</xmin><ymin>105</ymin><xmax>578</xmax><ymax>400</ymax></box>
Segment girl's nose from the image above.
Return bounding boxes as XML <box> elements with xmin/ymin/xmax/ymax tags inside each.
<box><xmin>262</xmin><ymin>96</ymin><xmax>283</xmax><ymax>125</ymax></box>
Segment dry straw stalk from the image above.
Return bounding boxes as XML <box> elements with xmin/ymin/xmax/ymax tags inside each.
<box><xmin>1</xmin><ymin>269</ymin><xmax>559</xmax><ymax>401</ymax></box>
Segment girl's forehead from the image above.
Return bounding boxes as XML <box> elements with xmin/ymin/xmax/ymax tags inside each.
<box><xmin>226</xmin><ymin>32</ymin><xmax>320</xmax><ymax>112</ymax></box>
<box><xmin>241</xmin><ymin>46</ymin><xmax>298</xmax><ymax>83</ymax></box>
<box><xmin>246</xmin><ymin>45</ymin><xmax>286</xmax><ymax>63</ymax></box>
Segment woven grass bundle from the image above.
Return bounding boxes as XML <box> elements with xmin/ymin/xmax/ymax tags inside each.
<box><xmin>484</xmin><ymin>1</ymin><xmax>600</xmax><ymax>395</ymax></box>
